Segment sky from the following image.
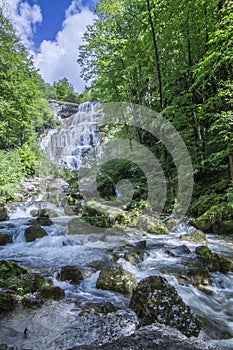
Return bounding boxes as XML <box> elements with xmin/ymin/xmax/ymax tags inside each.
<box><xmin>0</xmin><ymin>0</ymin><xmax>98</xmax><ymax>92</ymax></box>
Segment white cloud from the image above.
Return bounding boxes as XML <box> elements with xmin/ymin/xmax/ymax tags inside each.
<box><xmin>0</xmin><ymin>0</ymin><xmax>42</xmax><ymax>48</ymax></box>
<box><xmin>0</xmin><ymin>0</ymin><xmax>95</xmax><ymax>92</ymax></box>
<box><xmin>34</xmin><ymin>5</ymin><xmax>95</xmax><ymax>93</ymax></box>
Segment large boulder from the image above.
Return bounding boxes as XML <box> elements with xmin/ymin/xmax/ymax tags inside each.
<box><xmin>190</xmin><ymin>203</ymin><xmax>233</xmax><ymax>234</ymax></box>
<box><xmin>136</xmin><ymin>215</ymin><xmax>169</xmax><ymax>234</ymax></box>
<box><xmin>0</xmin><ymin>233</ymin><xmax>12</xmax><ymax>246</ymax></box>
<box><xmin>195</xmin><ymin>245</ymin><xmax>233</xmax><ymax>273</ymax></box>
<box><xmin>96</xmin><ymin>265</ymin><xmax>137</xmax><ymax>293</ymax></box>
<box><xmin>58</xmin><ymin>265</ymin><xmax>83</xmax><ymax>284</ymax></box>
<box><xmin>24</xmin><ymin>225</ymin><xmax>48</xmax><ymax>242</ymax></box>
<box><xmin>129</xmin><ymin>276</ymin><xmax>201</xmax><ymax>337</ymax></box>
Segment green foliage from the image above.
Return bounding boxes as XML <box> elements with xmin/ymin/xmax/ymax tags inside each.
<box><xmin>46</xmin><ymin>78</ymin><xmax>80</xmax><ymax>103</ymax></box>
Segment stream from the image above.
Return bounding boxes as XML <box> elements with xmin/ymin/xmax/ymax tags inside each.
<box><xmin>0</xmin><ymin>193</ymin><xmax>233</xmax><ymax>349</ymax></box>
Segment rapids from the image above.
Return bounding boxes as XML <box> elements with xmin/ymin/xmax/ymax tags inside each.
<box><xmin>0</xmin><ymin>196</ymin><xmax>233</xmax><ymax>349</ymax></box>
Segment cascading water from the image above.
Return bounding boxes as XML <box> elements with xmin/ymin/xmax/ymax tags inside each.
<box><xmin>0</xmin><ymin>102</ymin><xmax>233</xmax><ymax>349</ymax></box>
<box><xmin>39</xmin><ymin>101</ymin><xmax>102</xmax><ymax>170</ymax></box>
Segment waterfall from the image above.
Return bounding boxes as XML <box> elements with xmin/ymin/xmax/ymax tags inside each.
<box><xmin>39</xmin><ymin>101</ymin><xmax>102</xmax><ymax>170</ymax></box>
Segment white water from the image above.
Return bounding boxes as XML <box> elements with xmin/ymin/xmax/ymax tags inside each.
<box><xmin>39</xmin><ymin>101</ymin><xmax>101</xmax><ymax>170</ymax></box>
<box><xmin>1</xmin><ymin>201</ymin><xmax>233</xmax><ymax>349</ymax></box>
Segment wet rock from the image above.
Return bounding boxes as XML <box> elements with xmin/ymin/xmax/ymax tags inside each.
<box><xmin>83</xmin><ymin>200</ymin><xmax>128</xmax><ymax>226</ymax></box>
<box><xmin>180</xmin><ymin>231</ymin><xmax>207</xmax><ymax>243</ymax></box>
<box><xmin>80</xmin><ymin>301</ymin><xmax>117</xmax><ymax>316</ymax></box>
<box><xmin>41</xmin><ymin>177</ymin><xmax>69</xmax><ymax>206</ymax></box>
<box><xmin>108</xmin><ymin>241</ymin><xmax>147</xmax><ymax>265</ymax></box>
<box><xmin>0</xmin><ymin>233</ymin><xmax>12</xmax><ymax>246</ymax></box>
<box><xmin>136</xmin><ymin>215</ymin><xmax>169</xmax><ymax>234</ymax></box>
<box><xmin>40</xmin><ymin>286</ymin><xmax>65</xmax><ymax>300</ymax></box>
<box><xmin>190</xmin><ymin>203</ymin><xmax>233</xmax><ymax>234</ymax></box>
<box><xmin>96</xmin><ymin>265</ymin><xmax>137</xmax><ymax>293</ymax></box>
<box><xmin>129</xmin><ymin>276</ymin><xmax>201</xmax><ymax>337</ymax></box>
<box><xmin>22</xmin><ymin>293</ymin><xmax>43</xmax><ymax>308</ymax></box>
<box><xmin>58</xmin><ymin>265</ymin><xmax>83</xmax><ymax>284</ymax></box>
<box><xmin>24</xmin><ymin>225</ymin><xmax>48</xmax><ymax>242</ymax></box>
<box><xmin>0</xmin><ymin>205</ymin><xmax>8</xmax><ymax>221</ymax></box>
<box><xmin>165</xmin><ymin>244</ymin><xmax>191</xmax><ymax>257</ymax></box>
<box><xmin>30</xmin><ymin>208</ymin><xmax>59</xmax><ymax>226</ymax></box>
<box><xmin>195</xmin><ymin>245</ymin><xmax>233</xmax><ymax>273</ymax></box>
<box><xmin>68</xmin><ymin>217</ymin><xmax>103</xmax><ymax>234</ymax></box>
<box><xmin>0</xmin><ymin>291</ymin><xmax>18</xmax><ymax>313</ymax></box>
<box><xmin>177</xmin><ymin>265</ymin><xmax>210</xmax><ymax>286</ymax></box>
<box><xmin>0</xmin><ymin>260</ymin><xmax>49</xmax><ymax>296</ymax></box>
<box><xmin>67</xmin><ymin>323</ymin><xmax>224</xmax><ymax>350</ymax></box>
<box><xmin>165</xmin><ymin>218</ymin><xmax>180</xmax><ymax>232</ymax></box>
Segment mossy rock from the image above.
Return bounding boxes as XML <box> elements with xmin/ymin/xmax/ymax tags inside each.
<box><xmin>137</xmin><ymin>215</ymin><xmax>169</xmax><ymax>234</ymax></box>
<box><xmin>190</xmin><ymin>203</ymin><xmax>233</xmax><ymax>234</ymax></box>
<box><xmin>195</xmin><ymin>245</ymin><xmax>233</xmax><ymax>273</ymax></box>
<box><xmin>40</xmin><ymin>286</ymin><xmax>65</xmax><ymax>300</ymax></box>
<box><xmin>84</xmin><ymin>201</ymin><xmax>128</xmax><ymax>226</ymax></box>
<box><xmin>24</xmin><ymin>225</ymin><xmax>48</xmax><ymax>242</ymax></box>
<box><xmin>180</xmin><ymin>231</ymin><xmax>207</xmax><ymax>243</ymax></box>
<box><xmin>0</xmin><ymin>233</ymin><xmax>12</xmax><ymax>246</ymax></box>
<box><xmin>96</xmin><ymin>265</ymin><xmax>137</xmax><ymax>293</ymax></box>
<box><xmin>0</xmin><ymin>291</ymin><xmax>18</xmax><ymax>313</ymax></box>
<box><xmin>0</xmin><ymin>260</ymin><xmax>49</xmax><ymax>295</ymax></box>
<box><xmin>58</xmin><ymin>265</ymin><xmax>83</xmax><ymax>285</ymax></box>
<box><xmin>129</xmin><ymin>276</ymin><xmax>201</xmax><ymax>337</ymax></box>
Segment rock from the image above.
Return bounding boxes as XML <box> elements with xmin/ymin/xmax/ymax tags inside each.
<box><xmin>96</xmin><ymin>265</ymin><xmax>137</xmax><ymax>293</ymax></box>
<box><xmin>177</xmin><ymin>265</ymin><xmax>210</xmax><ymax>286</ymax></box>
<box><xmin>24</xmin><ymin>225</ymin><xmax>48</xmax><ymax>242</ymax></box>
<box><xmin>0</xmin><ymin>205</ymin><xmax>8</xmax><ymax>221</ymax></box>
<box><xmin>41</xmin><ymin>177</ymin><xmax>69</xmax><ymax>206</ymax></box>
<box><xmin>0</xmin><ymin>260</ymin><xmax>49</xmax><ymax>295</ymax></box>
<box><xmin>136</xmin><ymin>215</ymin><xmax>169</xmax><ymax>234</ymax></box>
<box><xmin>68</xmin><ymin>217</ymin><xmax>103</xmax><ymax>234</ymax></box>
<box><xmin>49</xmin><ymin>99</ymin><xmax>79</xmax><ymax>119</ymax></box>
<box><xmin>195</xmin><ymin>245</ymin><xmax>233</xmax><ymax>273</ymax></box>
<box><xmin>0</xmin><ymin>233</ymin><xmax>12</xmax><ymax>246</ymax></box>
<box><xmin>0</xmin><ymin>291</ymin><xmax>18</xmax><ymax>313</ymax></box>
<box><xmin>80</xmin><ymin>301</ymin><xmax>117</xmax><ymax>316</ymax></box>
<box><xmin>67</xmin><ymin>323</ymin><xmax>224</xmax><ymax>350</ymax></box>
<box><xmin>30</xmin><ymin>208</ymin><xmax>59</xmax><ymax>225</ymax></box>
<box><xmin>58</xmin><ymin>265</ymin><xmax>83</xmax><ymax>284</ymax></box>
<box><xmin>129</xmin><ymin>276</ymin><xmax>201</xmax><ymax>337</ymax></box>
<box><xmin>22</xmin><ymin>293</ymin><xmax>43</xmax><ymax>308</ymax></box>
<box><xmin>190</xmin><ymin>203</ymin><xmax>233</xmax><ymax>234</ymax></box>
<box><xmin>165</xmin><ymin>245</ymin><xmax>191</xmax><ymax>257</ymax></box>
<box><xmin>40</xmin><ymin>286</ymin><xmax>65</xmax><ymax>300</ymax></box>
<box><xmin>180</xmin><ymin>231</ymin><xmax>207</xmax><ymax>243</ymax></box>
<box><xmin>84</xmin><ymin>201</ymin><xmax>128</xmax><ymax>226</ymax></box>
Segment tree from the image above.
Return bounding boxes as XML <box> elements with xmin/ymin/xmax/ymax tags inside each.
<box><xmin>52</xmin><ymin>78</ymin><xmax>80</xmax><ymax>103</ymax></box>
<box><xmin>0</xmin><ymin>9</ymin><xmax>53</xmax><ymax>148</ymax></box>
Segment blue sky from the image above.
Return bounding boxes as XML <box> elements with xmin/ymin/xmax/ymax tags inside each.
<box><xmin>0</xmin><ymin>0</ymin><xmax>98</xmax><ymax>92</ymax></box>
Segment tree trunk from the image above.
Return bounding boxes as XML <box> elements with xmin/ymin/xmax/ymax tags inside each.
<box><xmin>229</xmin><ymin>154</ymin><xmax>233</xmax><ymax>181</ymax></box>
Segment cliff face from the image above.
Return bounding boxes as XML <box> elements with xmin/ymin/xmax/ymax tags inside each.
<box><xmin>49</xmin><ymin>99</ymin><xmax>79</xmax><ymax>120</ymax></box>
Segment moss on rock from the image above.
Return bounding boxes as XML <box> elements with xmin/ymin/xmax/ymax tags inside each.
<box><xmin>179</xmin><ymin>231</ymin><xmax>207</xmax><ymax>243</ymax></box>
<box><xmin>195</xmin><ymin>245</ymin><xmax>233</xmax><ymax>273</ymax></box>
<box><xmin>136</xmin><ymin>215</ymin><xmax>169</xmax><ymax>234</ymax></box>
<box><xmin>96</xmin><ymin>265</ymin><xmax>137</xmax><ymax>293</ymax></box>
<box><xmin>129</xmin><ymin>276</ymin><xmax>201</xmax><ymax>337</ymax></box>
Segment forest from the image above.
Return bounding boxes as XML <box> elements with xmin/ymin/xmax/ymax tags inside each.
<box><xmin>78</xmin><ymin>0</ymin><xmax>233</xmax><ymax>216</ymax></box>
<box><xmin>0</xmin><ymin>0</ymin><xmax>233</xmax><ymax>215</ymax></box>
